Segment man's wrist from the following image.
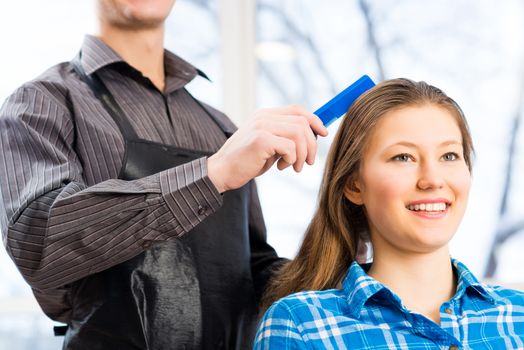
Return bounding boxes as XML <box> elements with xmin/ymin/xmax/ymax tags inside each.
<box><xmin>207</xmin><ymin>155</ymin><xmax>226</xmax><ymax>194</ymax></box>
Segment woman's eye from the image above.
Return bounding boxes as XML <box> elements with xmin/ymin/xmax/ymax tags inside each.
<box><xmin>442</xmin><ymin>152</ymin><xmax>459</xmax><ymax>161</ymax></box>
<box><xmin>392</xmin><ymin>153</ymin><xmax>412</xmax><ymax>162</ymax></box>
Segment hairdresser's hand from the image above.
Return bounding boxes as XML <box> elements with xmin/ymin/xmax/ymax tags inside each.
<box><xmin>207</xmin><ymin>105</ymin><xmax>328</xmax><ymax>193</ymax></box>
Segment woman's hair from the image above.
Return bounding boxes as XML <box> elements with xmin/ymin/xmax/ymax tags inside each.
<box><xmin>261</xmin><ymin>78</ymin><xmax>474</xmax><ymax>311</ymax></box>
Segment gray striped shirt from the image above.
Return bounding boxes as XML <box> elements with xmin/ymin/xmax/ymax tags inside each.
<box><xmin>0</xmin><ymin>35</ymin><xmax>271</xmax><ymax>322</ymax></box>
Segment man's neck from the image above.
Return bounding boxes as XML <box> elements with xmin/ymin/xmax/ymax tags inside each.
<box><xmin>97</xmin><ymin>24</ymin><xmax>166</xmax><ymax>91</ymax></box>
<box><xmin>368</xmin><ymin>246</ymin><xmax>456</xmax><ymax>324</ymax></box>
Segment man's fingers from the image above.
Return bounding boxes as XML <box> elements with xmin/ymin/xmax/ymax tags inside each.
<box><xmin>254</xmin><ymin>119</ymin><xmax>311</xmax><ymax>172</ymax></box>
<box><xmin>256</xmin><ymin>114</ymin><xmax>319</xmax><ymax>166</ymax></box>
<box><xmin>303</xmin><ymin>122</ymin><xmax>317</xmax><ymax>166</ymax></box>
<box><xmin>258</xmin><ymin>105</ymin><xmax>328</xmax><ymax>137</ymax></box>
<box><xmin>265</xmin><ymin>133</ymin><xmax>296</xmax><ymax>170</ymax></box>
<box><xmin>277</xmin><ymin>157</ymin><xmax>292</xmax><ymax>171</ymax></box>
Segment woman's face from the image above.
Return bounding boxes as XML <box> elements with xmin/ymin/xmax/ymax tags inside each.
<box><xmin>344</xmin><ymin>104</ymin><xmax>471</xmax><ymax>255</ymax></box>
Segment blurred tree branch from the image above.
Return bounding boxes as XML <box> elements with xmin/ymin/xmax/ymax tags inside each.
<box><xmin>485</xmin><ymin>77</ymin><xmax>524</xmax><ymax>278</ymax></box>
<box><xmin>358</xmin><ymin>0</ymin><xmax>385</xmax><ymax>80</ymax></box>
<box><xmin>257</xmin><ymin>1</ymin><xmax>338</xmax><ymax>100</ymax></box>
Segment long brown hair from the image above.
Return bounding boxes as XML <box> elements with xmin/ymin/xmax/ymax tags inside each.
<box><xmin>261</xmin><ymin>78</ymin><xmax>474</xmax><ymax>311</ymax></box>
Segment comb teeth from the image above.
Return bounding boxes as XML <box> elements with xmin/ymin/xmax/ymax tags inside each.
<box><xmin>314</xmin><ymin>75</ymin><xmax>375</xmax><ymax>127</ymax></box>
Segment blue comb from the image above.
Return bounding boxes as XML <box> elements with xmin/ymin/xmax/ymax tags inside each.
<box><xmin>314</xmin><ymin>75</ymin><xmax>375</xmax><ymax>127</ymax></box>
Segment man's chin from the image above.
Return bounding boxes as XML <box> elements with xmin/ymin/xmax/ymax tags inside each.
<box><xmin>112</xmin><ymin>17</ymin><xmax>166</xmax><ymax>30</ymax></box>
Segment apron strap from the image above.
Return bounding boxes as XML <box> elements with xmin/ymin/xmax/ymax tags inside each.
<box><xmin>184</xmin><ymin>89</ymin><xmax>235</xmax><ymax>139</ymax></box>
<box><xmin>73</xmin><ymin>53</ymin><xmax>234</xmax><ymax>141</ymax></box>
<box><xmin>72</xmin><ymin>53</ymin><xmax>140</xmax><ymax>140</ymax></box>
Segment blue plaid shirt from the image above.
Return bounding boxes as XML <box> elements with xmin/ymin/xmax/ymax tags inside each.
<box><xmin>255</xmin><ymin>259</ymin><xmax>524</xmax><ymax>349</ymax></box>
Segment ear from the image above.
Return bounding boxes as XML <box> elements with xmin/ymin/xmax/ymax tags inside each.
<box><xmin>343</xmin><ymin>178</ymin><xmax>364</xmax><ymax>205</ymax></box>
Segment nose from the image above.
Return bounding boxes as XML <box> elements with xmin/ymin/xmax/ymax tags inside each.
<box><xmin>416</xmin><ymin>160</ymin><xmax>445</xmax><ymax>190</ymax></box>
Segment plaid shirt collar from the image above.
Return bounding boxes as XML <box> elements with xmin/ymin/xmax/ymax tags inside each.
<box><xmin>342</xmin><ymin>258</ymin><xmax>501</xmax><ymax>319</ymax></box>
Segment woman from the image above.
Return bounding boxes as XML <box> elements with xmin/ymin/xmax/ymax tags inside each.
<box><xmin>255</xmin><ymin>79</ymin><xmax>524</xmax><ymax>349</ymax></box>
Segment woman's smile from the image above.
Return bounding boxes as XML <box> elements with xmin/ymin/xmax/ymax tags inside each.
<box><xmin>406</xmin><ymin>198</ymin><xmax>450</xmax><ymax>219</ymax></box>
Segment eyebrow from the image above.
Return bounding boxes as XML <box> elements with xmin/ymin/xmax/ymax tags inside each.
<box><xmin>387</xmin><ymin>140</ymin><xmax>463</xmax><ymax>149</ymax></box>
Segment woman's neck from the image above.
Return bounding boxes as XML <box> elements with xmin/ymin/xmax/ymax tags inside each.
<box><xmin>367</xmin><ymin>245</ymin><xmax>456</xmax><ymax>324</ymax></box>
<box><xmin>97</xmin><ymin>24</ymin><xmax>166</xmax><ymax>91</ymax></box>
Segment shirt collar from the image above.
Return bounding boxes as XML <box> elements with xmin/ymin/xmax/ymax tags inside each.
<box><xmin>79</xmin><ymin>35</ymin><xmax>123</xmax><ymax>74</ymax></box>
<box><xmin>451</xmin><ymin>258</ymin><xmax>500</xmax><ymax>304</ymax></box>
<box><xmin>342</xmin><ymin>258</ymin><xmax>501</xmax><ymax>318</ymax></box>
<box><xmin>79</xmin><ymin>35</ymin><xmax>209</xmax><ymax>92</ymax></box>
<box><xmin>342</xmin><ymin>261</ymin><xmax>387</xmax><ymax>318</ymax></box>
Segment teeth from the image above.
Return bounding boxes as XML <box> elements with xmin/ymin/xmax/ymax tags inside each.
<box><xmin>407</xmin><ymin>202</ymin><xmax>447</xmax><ymax>212</ymax></box>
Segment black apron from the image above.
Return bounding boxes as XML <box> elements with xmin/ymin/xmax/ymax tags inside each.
<box><xmin>64</xmin><ymin>59</ymin><xmax>258</xmax><ymax>349</ymax></box>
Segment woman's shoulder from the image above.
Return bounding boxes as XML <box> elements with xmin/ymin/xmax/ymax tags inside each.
<box><xmin>256</xmin><ymin>287</ymin><xmax>361</xmax><ymax>345</ymax></box>
<box><xmin>264</xmin><ymin>287</ymin><xmax>349</xmax><ymax>322</ymax></box>
<box><xmin>276</xmin><ymin>287</ymin><xmax>346</xmax><ymax>305</ymax></box>
<box><xmin>483</xmin><ymin>284</ymin><xmax>524</xmax><ymax>304</ymax></box>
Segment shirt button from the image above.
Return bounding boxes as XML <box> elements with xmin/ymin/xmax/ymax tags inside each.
<box><xmin>197</xmin><ymin>205</ymin><xmax>208</xmax><ymax>215</ymax></box>
<box><xmin>449</xmin><ymin>345</ymin><xmax>458</xmax><ymax>350</ymax></box>
<box><xmin>445</xmin><ymin>308</ymin><xmax>453</xmax><ymax>314</ymax></box>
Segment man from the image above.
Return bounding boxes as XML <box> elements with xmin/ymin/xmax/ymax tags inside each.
<box><xmin>0</xmin><ymin>0</ymin><xmax>327</xmax><ymax>349</ymax></box>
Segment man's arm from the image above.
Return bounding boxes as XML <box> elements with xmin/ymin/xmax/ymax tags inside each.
<box><xmin>1</xmin><ymin>83</ymin><xmax>328</xmax><ymax>321</ymax></box>
<box><xmin>0</xmin><ymin>84</ymin><xmax>222</xmax><ymax>293</ymax></box>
